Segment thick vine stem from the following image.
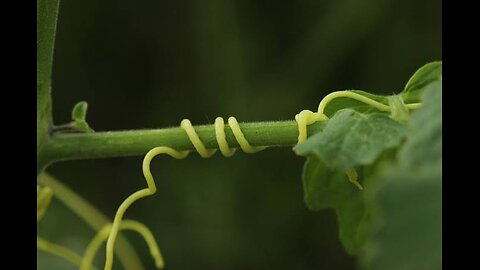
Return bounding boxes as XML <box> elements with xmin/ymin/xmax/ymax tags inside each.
<box><xmin>38</xmin><ymin>97</ymin><xmax>422</xmax><ymax>173</ymax></box>
<box><xmin>39</xmin><ymin>120</ymin><xmax>326</xmax><ymax>170</ymax></box>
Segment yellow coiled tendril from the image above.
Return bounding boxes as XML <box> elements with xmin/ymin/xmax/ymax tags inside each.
<box><xmin>102</xmin><ymin>91</ymin><xmax>421</xmax><ymax>270</ymax></box>
<box><xmin>37</xmin><ymin>184</ymin><xmax>160</xmax><ymax>270</ymax></box>
<box><xmin>295</xmin><ymin>91</ymin><xmax>420</xmax><ymax>189</ymax></box>
<box><xmin>103</xmin><ymin>116</ymin><xmax>267</xmax><ymax>270</ymax></box>
<box><xmin>81</xmin><ymin>220</ymin><xmax>163</xmax><ymax>270</ymax></box>
<box><xmin>38</xmin><ymin>90</ymin><xmax>421</xmax><ymax>270</ymax></box>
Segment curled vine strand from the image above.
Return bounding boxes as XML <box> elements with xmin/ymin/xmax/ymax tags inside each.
<box><xmin>104</xmin><ymin>117</ymin><xmax>267</xmax><ymax>270</ymax></box>
<box><xmin>82</xmin><ymin>220</ymin><xmax>163</xmax><ymax>270</ymax></box>
<box><xmin>295</xmin><ymin>90</ymin><xmax>420</xmax><ymax>189</ymax></box>
<box><xmin>104</xmin><ymin>91</ymin><xmax>421</xmax><ymax>269</ymax></box>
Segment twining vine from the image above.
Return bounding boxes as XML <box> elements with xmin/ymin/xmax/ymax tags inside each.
<box><xmin>38</xmin><ymin>90</ymin><xmax>422</xmax><ymax>270</ymax></box>
<box><xmin>38</xmin><ymin>1</ymin><xmax>441</xmax><ymax>269</ymax></box>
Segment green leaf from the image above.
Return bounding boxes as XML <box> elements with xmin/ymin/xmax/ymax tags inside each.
<box><xmin>301</xmin><ymin>145</ymin><xmax>399</xmax><ymax>255</ymax></box>
<box><xmin>398</xmin><ymin>84</ymin><xmax>442</xmax><ymax>168</ymax></box>
<box><xmin>71</xmin><ymin>101</ymin><xmax>88</xmax><ymax>121</ymax></box>
<box><xmin>294</xmin><ymin>109</ymin><xmax>406</xmax><ymax>172</ymax></box>
<box><xmin>362</xmin><ymin>166</ymin><xmax>441</xmax><ymax>270</ymax></box>
<box><xmin>71</xmin><ymin>101</ymin><xmax>94</xmax><ymax>133</ymax></box>
<box><xmin>296</xmin><ymin>62</ymin><xmax>441</xmax><ymax>264</ymax></box>
<box><xmin>302</xmin><ymin>156</ymin><xmax>376</xmax><ymax>254</ymax></box>
<box><xmin>295</xmin><ymin>102</ymin><xmax>409</xmax><ymax>254</ymax></box>
<box><xmin>361</xmin><ymin>85</ymin><xmax>442</xmax><ymax>270</ymax></box>
<box><xmin>37</xmin><ymin>0</ymin><xmax>60</xmax><ymax>173</ymax></box>
<box><xmin>323</xmin><ymin>90</ymin><xmax>390</xmax><ymax>117</ymax></box>
<box><xmin>401</xmin><ymin>61</ymin><xmax>442</xmax><ymax>103</ymax></box>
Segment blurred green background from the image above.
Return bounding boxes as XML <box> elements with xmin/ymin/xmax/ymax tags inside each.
<box><xmin>37</xmin><ymin>0</ymin><xmax>441</xmax><ymax>269</ymax></box>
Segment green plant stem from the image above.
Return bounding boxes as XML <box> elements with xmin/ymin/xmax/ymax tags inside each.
<box><xmin>37</xmin><ymin>236</ymin><xmax>92</xmax><ymax>269</ymax></box>
<box><xmin>37</xmin><ymin>0</ymin><xmax>59</xmax><ymax>163</ymax></box>
<box><xmin>39</xmin><ymin>173</ymin><xmax>146</xmax><ymax>270</ymax></box>
<box><xmin>39</xmin><ymin>120</ymin><xmax>325</xmax><ymax>171</ymax></box>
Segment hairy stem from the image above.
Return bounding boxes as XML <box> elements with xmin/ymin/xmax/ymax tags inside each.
<box><xmin>39</xmin><ymin>120</ymin><xmax>325</xmax><ymax>170</ymax></box>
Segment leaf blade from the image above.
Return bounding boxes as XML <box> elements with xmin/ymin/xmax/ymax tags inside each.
<box><xmin>301</xmin><ymin>156</ymin><xmax>392</xmax><ymax>254</ymax></box>
<box><xmin>401</xmin><ymin>61</ymin><xmax>442</xmax><ymax>103</ymax></box>
<box><xmin>302</xmin><ymin>156</ymin><xmax>373</xmax><ymax>254</ymax></box>
<box><xmin>294</xmin><ymin>109</ymin><xmax>406</xmax><ymax>172</ymax></box>
<box><xmin>71</xmin><ymin>101</ymin><xmax>94</xmax><ymax>133</ymax></box>
<box><xmin>362</xmin><ymin>80</ymin><xmax>442</xmax><ymax>270</ymax></box>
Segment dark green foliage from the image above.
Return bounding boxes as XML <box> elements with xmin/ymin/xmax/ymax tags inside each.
<box><xmin>294</xmin><ymin>62</ymin><xmax>442</xmax><ymax>270</ymax></box>
<box><xmin>401</xmin><ymin>61</ymin><xmax>442</xmax><ymax>103</ymax></box>
<box><xmin>361</xmin><ymin>80</ymin><xmax>442</xmax><ymax>270</ymax></box>
<box><xmin>295</xmin><ymin>109</ymin><xmax>405</xmax><ymax>172</ymax></box>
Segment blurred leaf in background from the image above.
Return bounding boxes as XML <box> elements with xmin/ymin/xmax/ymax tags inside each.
<box><xmin>38</xmin><ymin>0</ymin><xmax>441</xmax><ymax>269</ymax></box>
<box><xmin>361</xmin><ymin>79</ymin><xmax>442</xmax><ymax>270</ymax></box>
